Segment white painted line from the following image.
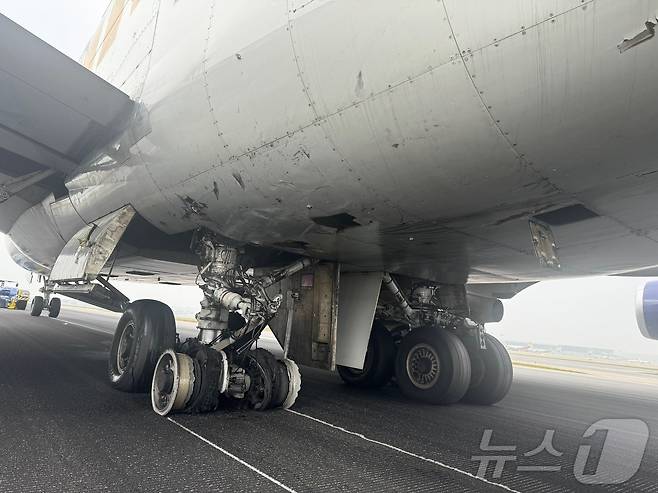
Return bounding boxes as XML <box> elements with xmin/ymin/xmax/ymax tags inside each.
<box><xmin>287</xmin><ymin>409</ymin><xmax>520</xmax><ymax>493</ymax></box>
<box><xmin>167</xmin><ymin>418</ymin><xmax>297</xmax><ymax>493</ymax></box>
<box><xmin>58</xmin><ymin>319</ymin><xmax>113</xmax><ymax>336</ymax></box>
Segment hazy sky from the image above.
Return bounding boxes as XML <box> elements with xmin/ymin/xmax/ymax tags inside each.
<box><xmin>0</xmin><ymin>1</ymin><xmax>108</xmax><ymax>60</ymax></box>
<box><xmin>1</xmin><ymin>1</ymin><xmax>658</xmax><ymax>358</ymax></box>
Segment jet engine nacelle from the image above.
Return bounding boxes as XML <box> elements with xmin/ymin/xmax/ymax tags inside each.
<box><xmin>635</xmin><ymin>280</ymin><xmax>658</xmax><ymax>340</ymax></box>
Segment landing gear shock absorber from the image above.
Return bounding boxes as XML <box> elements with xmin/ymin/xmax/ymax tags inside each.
<box><xmin>150</xmin><ymin>230</ymin><xmax>310</xmax><ymax>415</ymax></box>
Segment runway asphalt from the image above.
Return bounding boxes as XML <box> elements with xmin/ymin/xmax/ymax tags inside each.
<box><xmin>0</xmin><ymin>306</ymin><xmax>657</xmax><ymax>492</ymax></box>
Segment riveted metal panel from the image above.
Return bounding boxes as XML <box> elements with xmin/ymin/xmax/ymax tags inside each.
<box><xmin>268</xmin><ymin>262</ymin><xmax>339</xmax><ymax>371</ymax></box>
<box><xmin>443</xmin><ymin>0</ymin><xmax>583</xmax><ymax>52</ymax></box>
<box><xmin>290</xmin><ymin>0</ymin><xmax>454</xmax><ymax>118</ymax></box>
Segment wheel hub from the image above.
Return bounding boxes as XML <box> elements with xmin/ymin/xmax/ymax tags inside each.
<box><xmin>156</xmin><ymin>362</ymin><xmax>175</xmax><ymax>394</ymax></box>
<box><xmin>151</xmin><ymin>349</ymin><xmax>195</xmax><ymax>416</ymax></box>
<box><xmin>406</xmin><ymin>343</ymin><xmax>440</xmax><ymax>390</ymax></box>
<box><xmin>116</xmin><ymin>322</ymin><xmax>135</xmax><ymax>375</ymax></box>
<box><xmin>245</xmin><ymin>355</ymin><xmax>273</xmax><ymax>410</ymax></box>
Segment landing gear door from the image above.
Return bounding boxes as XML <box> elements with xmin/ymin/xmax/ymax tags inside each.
<box><xmin>335</xmin><ymin>272</ymin><xmax>383</xmax><ymax>370</ymax></box>
<box><xmin>49</xmin><ymin>205</ymin><xmax>136</xmax><ymax>282</ymax></box>
<box><xmin>268</xmin><ymin>262</ymin><xmax>340</xmax><ymax>371</ymax></box>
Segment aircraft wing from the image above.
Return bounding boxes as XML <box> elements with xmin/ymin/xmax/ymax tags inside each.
<box><xmin>0</xmin><ymin>14</ymin><xmax>133</xmax><ymax>232</ymax></box>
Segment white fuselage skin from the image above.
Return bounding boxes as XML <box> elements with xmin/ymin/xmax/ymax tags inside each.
<box><xmin>8</xmin><ymin>0</ymin><xmax>658</xmax><ymax>285</ymax></box>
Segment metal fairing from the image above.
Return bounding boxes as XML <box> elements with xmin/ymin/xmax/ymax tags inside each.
<box><xmin>3</xmin><ymin>1</ymin><xmax>658</xmax><ymax>287</ymax></box>
<box><xmin>49</xmin><ymin>205</ymin><xmax>136</xmax><ymax>282</ymax></box>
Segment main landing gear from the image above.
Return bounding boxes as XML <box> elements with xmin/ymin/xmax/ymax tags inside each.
<box><xmin>106</xmin><ymin>230</ymin><xmax>512</xmax><ymax>411</ymax></box>
<box><xmin>108</xmin><ymin>231</ymin><xmax>308</xmax><ymax>415</ymax></box>
<box><xmin>339</xmin><ymin>322</ymin><xmax>512</xmax><ymax>406</ymax></box>
<box><xmin>337</xmin><ymin>276</ymin><xmax>513</xmax><ymax>406</ymax></box>
<box><xmin>29</xmin><ymin>278</ymin><xmax>61</xmax><ymax>318</ymax></box>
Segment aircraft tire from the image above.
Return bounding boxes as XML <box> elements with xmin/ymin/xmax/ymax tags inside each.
<box><xmin>48</xmin><ymin>297</ymin><xmax>61</xmax><ymax>318</ymax></box>
<box><xmin>395</xmin><ymin>327</ymin><xmax>471</xmax><ymax>404</ymax></box>
<box><xmin>108</xmin><ymin>300</ymin><xmax>176</xmax><ymax>393</ymax></box>
<box><xmin>462</xmin><ymin>334</ymin><xmax>513</xmax><ymax>405</ymax></box>
<box><xmin>244</xmin><ymin>348</ymin><xmax>275</xmax><ymax>411</ymax></box>
<box><xmin>271</xmin><ymin>359</ymin><xmax>290</xmax><ymax>408</ymax></box>
<box><xmin>30</xmin><ymin>296</ymin><xmax>44</xmax><ymax>316</ymax></box>
<box><xmin>177</xmin><ymin>339</ymin><xmax>223</xmax><ymax>413</ymax></box>
<box><xmin>337</xmin><ymin>322</ymin><xmax>395</xmax><ymax>388</ymax></box>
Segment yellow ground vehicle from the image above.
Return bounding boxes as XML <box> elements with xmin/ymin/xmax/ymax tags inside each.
<box><xmin>7</xmin><ymin>289</ymin><xmax>30</xmax><ymax>310</ymax></box>
<box><xmin>0</xmin><ymin>282</ymin><xmax>29</xmax><ymax>311</ymax></box>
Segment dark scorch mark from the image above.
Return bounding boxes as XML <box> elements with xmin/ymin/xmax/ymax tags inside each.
<box><xmin>179</xmin><ymin>195</ymin><xmax>208</xmax><ymax>219</ymax></box>
<box><xmin>232</xmin><ymin>172</ymin><xmax>246</xmax><ymax>190</ymax></box>
<box><xmin>311</xmin><ymin>213</ymin><xmax>360</xmax><ymax>231</ymax></box>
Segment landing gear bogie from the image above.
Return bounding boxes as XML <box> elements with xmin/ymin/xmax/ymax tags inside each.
<box><xmin>111</xmin><ymin>231</ymin><xmax>315</xmax><ymax>414</ymax></box>
<box><xmin>150</xmin><ymin>343</ymin><xmax>301</xmax><ymax>415</ymax></box>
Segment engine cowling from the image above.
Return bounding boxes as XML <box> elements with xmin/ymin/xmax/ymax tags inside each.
<box><xmin>636</xmin><ymin>280</ymin><xmax>658</xmax><ymax>340</ymax></box>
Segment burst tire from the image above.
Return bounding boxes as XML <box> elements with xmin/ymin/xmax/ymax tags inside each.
<box><xmin>244</xmin><ymin>349</ymin><xmax>275</xmax><ymax>411</ymax></box>
<box><xmin>178</xmin><ymin>339</ymin><xmax>223</xmax><ymax>414</ymax></box>
<box><xmin>108</xmin><ymin>300</ymin><xmax>176</xmax><ymax>393</ymax></box>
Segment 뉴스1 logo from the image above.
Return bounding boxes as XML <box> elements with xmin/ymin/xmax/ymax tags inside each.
<box><xmin>472</xmin><ymin>419</ymin><xmax>649</xmax><ymax>485</ymax></box>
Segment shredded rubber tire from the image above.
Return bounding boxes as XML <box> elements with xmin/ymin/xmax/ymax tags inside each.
<box><xmin>178</xmin><ymin>339</ymin><xmax>222</xmax><ymax>413</ymax></box>
<box><xmin>244</xmin><ymin>349</ymin><xmax>276</xmax><ymax>411</ymax></box>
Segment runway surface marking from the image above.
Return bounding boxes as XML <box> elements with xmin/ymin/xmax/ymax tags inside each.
<box><xmin>60</xmin><ymin>319</ymin><xmax>113</xmax><ymax>336</ymax></box>
<box><xmin>287</xmin><ymin>409</ymin><xmax>520</xmax><ymax>493</ymax></box>
<box><xmin>167</xmin><ymin>418</ymin><xmax>297</xmax><ymax>493</ymax></box>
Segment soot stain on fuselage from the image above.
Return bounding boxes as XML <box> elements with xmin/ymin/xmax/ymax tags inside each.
<box><xmin>311</xmin><ymin>213</ymin><xmax>360</xmax><ymax>231</ymax></box>
<box><xmin>178</xmin><ymin>195</ymin><xmax>208</xmax><ymax>218</ymax></box>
